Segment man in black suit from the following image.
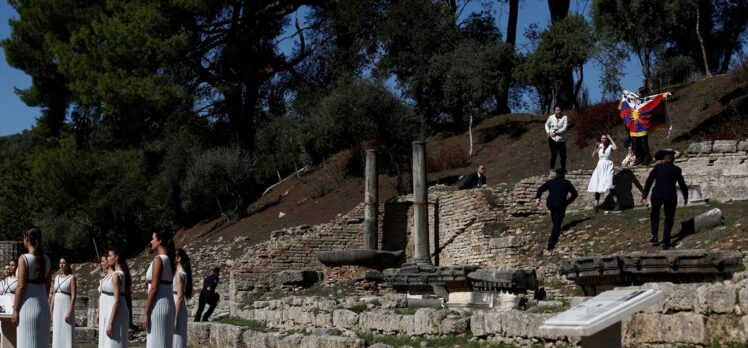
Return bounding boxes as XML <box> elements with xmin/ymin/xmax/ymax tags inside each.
<box><xmin>459</xmin><ymin>165</ymin><xmax>486</xmax><ymax>190</ymax></box>
<box><xmin>641</xmin><ymin>150</ymin><xmax>688</xmax><ymax>249</ymax></box>
<box><xmin>194</xmin><ymin>267</ymin><xmax>220</xmax><ymax>322</ymax></box>
<box><xmin>535</xmin><ymin>168</ymin><xmax>578</xmax><ymax>250</ymax></box>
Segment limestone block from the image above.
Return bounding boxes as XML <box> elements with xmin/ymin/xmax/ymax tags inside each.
<box><xmin>357</xmin><ymin>310</ymin><xmax>415</xmax><ymax>334</ymax></box>
<box><xmin>413</xmin><ymin>308</ymin><xmax>449</xmax><ymax>335</ymax></box>
<box><xmin>298</xmin><ymin>335</ymin><xmax>366</xmax><ymax>348</ymax></box>
<box><xmin>739</xmin><ymin>286</ymin><xmax>748</xmax><ymax>314</ymax></box>
<box><xmin>696</xmin><ymin>284</ymin><xmax>738</xmax><ymax>314</ymax></box>
<box><xmin>569</xmin><ymin>297</ymin><xmax>589</xmax><ymax>307</ymax></box>
<box><xmin>713</xmin><ymin>140</ymin><xmax>738</xmax><ymax>153</ymax></box>
<box><xmin>381</xmin><ymin>293</ymin><xmax>407</xmax><ymax>308</ymax></box>
<box><xmin>210</xmin><ymin>323</ymin><xmax>245</xmax><ymax>348</ymax></box>
<box><xmin>738</xmin><ymin>140</ymin><xmax>748</xmax><ymax>152</ymax></box>
<box><xmin>501</xmin><ymin>310</ymin><xmax>552</xmax><ymax>338</ymax></box>
<box><xmin>623</xmin><ymin>312</ymin><xmax>705</xmax><ymax>345</ymax></box>
<box><xmin>188</xmin><ymin>323</ymin><xmax>213</xmax><ymax>345</ymax></box>
<box><xmin>470</xmin><ymin>311</ymin><xmax>503</xmax><ymax>337</ymax></box>
<box><xmin>333</xmin><ymin>309</ymin><xmax>359</xmax><ymax>329</ymax></box>
<box><xmin>705</xmin><ymin>315</ymin><xmax>747</xmax><ymax>344</ymax></box>
<box><xmin>640</xmin><ymin>283</ymin><xmax>700</xmax><ymax>312</ymax></box>
<box><xmin>440</xmin><ymin>316</ymin><xmax>470</xmax><ymax>334</ymax></box>
<box><xmin>687</xmin><ymin>141</ymin><xmax>713</xmax><ymax>154</ymax></box>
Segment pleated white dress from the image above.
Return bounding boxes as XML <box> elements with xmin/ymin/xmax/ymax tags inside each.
<box><xmin>100</xmin><ymin>270</ymin><xmax>129</xmax><ymax>347</ymax></box>
<box><xmin>146</xmin><ymin>255</ymin><xmax>175</xmax><ymax>348</ymax></box>
<box><xmin>172</xmin><ymin>271</ymin><xmax>188</xmax><ymax>348</ymax></box>
<box><xmin>16</xmin><ymin>253</ymin><xmax>51</xmax><ymax>348</ymax></box>
<box><xmin>52</xmin><ymin>274</ymin><xmax>75</xmax><ymax>348</ymax></box>
<box><xmin>98</xmin><ymin>274</ymin><xmax>107</xmax><ymax>348</ymax></box>
<box><xmin>1</xmin><ymin>276</ymin><xmax>17</xmax><ymax>294</ymax></box>
<box><xmin>587</xmin><ymin>145</ymin><xmax>615</xmax><ymax>193</ymax></box>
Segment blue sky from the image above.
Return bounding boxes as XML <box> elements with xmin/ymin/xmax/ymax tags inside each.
<box><xmin>0</xmin><ymin>0</ymin><xmax>645</xmax><ymax>136</ymax></box>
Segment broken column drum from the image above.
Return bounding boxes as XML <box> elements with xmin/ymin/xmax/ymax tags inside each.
<box><xmin>412</xmin><ymin>141</ymin><xmax>431</xmax><ymax>266</ymax></box>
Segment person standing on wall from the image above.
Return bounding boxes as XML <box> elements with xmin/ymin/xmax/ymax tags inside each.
<box><xmin>545</xmin><ymin>105</ymin><xmax>568</xmax><ymax>173</ymax></box>
<box><xmin>194</xmin><ymin>267</ymin><xmax>220</xmax><ymax>322</ymax></box>
<box><xmin>640</xmin><ymin>150</ymin><xmax>688</xmax><ymax>250</ymax></box>
<box><xmin>535</xmin><ymin>168</ymin><xmax>578</xmax><ymax>251</ymax></box>
<box><xmin>459</xmin><ymin>165</ymin><xmax>487</xmax><ymax>190</ymax></box>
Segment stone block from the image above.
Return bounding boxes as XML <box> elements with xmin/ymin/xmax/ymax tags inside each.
<box><xmin>738</xmin><ymin>286</ymin><xmax>748</xmax><ymax>314</ymax></box>
<box><xmin>640</xmin><ymin>283</ymin><xmax>700</xmax><ymax>312</ymax></box>
<box><xmin>713</xmin><ymin>140</ymin><xmax>738</xmax><ymax>153</ymax></box>
<box><xmin>357</xmin><ymin>310</ymin><xmax>415</xmax><ymax>334</ymax></box>
<box><xmin>687</xmin><ymin>141</ymin><xmax>713</xmax><ymax>154</ymax></box>
<box><xmin>705</xmin><ymin>315</ymin><xmax>747</xmax><ymax>344</ymax></box>
<box><xmin>623</xmin><ymin>312</ymin><xmax>705</xmax><ymax>345</ymax></box>
<box><xmin>188</xmin><ymin>323</ymin><xmax>213</xmax><ymax>345</ymax></box>
<box><xmin>381</xmin><ymin>293</ymin><xmax>407</xmax><ymax>308</ymax></box>
<box><xmin>696</xmin><ymin>284</ymin><xmax>738</xmax><ymax>314</ymax></box>
<box><xmin>569</xmin><ymin>297</ymin><xmax>589</xmax><ymax>307</ymax></box>
<box><xmin>470</xmin><ymin>311</ymin><xmax>502</xmax><ymax>337</ymax></box>
<box><xmin>738</xmin><ymin>140</ymin><xmax>748</xmax><ymax>152</ymax></box>
<box><xmin>210</xmin><ymin>323</ymin><xmax>245</xmax><ymax>347</ymax></box>
<box><xmin>440</xmin><ymin>316</ymin><xmax>470</xmax><ymax>334</ymax></box>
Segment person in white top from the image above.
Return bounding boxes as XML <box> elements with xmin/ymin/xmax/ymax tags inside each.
<box><xmin>50</xmin><ymin>257</ymin><xmax>76</xmax><ymax>348</ymax></box>
<box><xmin>142</xmin><ymin>231</ymin><xmax>176</xmax><ymax>348</ymax></box>
<box><xmin>587</xmin><ymin>134</ymin><xmax>618</xmax><ymax>210</ymax></box>
<box><xmin>544</xmin><ymin>106</ymin><xmax>568</xmax><ymax>171</ymax></box>
<box><xmin>12</xmin><ymin>227</ymin><xmax>52</xmax><ymax>348</ymax></box>
<box><xmin>173</xmin><ymin>248</ymin><xmax>193</xmax><ymax>348</ymax></box>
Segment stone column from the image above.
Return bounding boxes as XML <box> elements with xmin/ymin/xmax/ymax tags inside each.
<box><xmin>412</xmin><ymin>141</ymin><xmax>431</xmax><ymax>265</ymax></box>
<box><xmin>364</xmin><ymin>149</ymin><xmax>378</xmax><ymax>250</ymax></box>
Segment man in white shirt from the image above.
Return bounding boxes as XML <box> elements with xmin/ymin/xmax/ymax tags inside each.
<box><xmin>544</xmin><ymin>105</ymin><xmax>568</xmax><ymax>171</ymax></box>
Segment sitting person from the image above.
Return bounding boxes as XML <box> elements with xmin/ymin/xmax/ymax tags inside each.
<box><xmin>621</xmin><ymin>138</ymin><xmax>636</xmax><ymax>167</ymax></box>
<box><xmin>459</xmin><ymin>165</ymin><xmax>486</xmax><ymax>190</ymax></box>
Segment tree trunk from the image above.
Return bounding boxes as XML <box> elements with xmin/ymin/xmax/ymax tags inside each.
<box><xmin>548</xmin><ymin>0</ymin><xmax>570</xmax><ymax>24</ymax></box>
<box><xmin>696</xmin><ymin>6</ymin><xmax>713</xmax><ymax>77</ymax></box>
<box><xmin>506</xmin><ymin>0</ymin><xmax>519</xmax><ymax>47</ymax></box>
<box><xmin>468</xmin><ymin>114</ymin><xmax>473</xmax><ymax>157</ymax></box>
<box><xmin>573</xmin><ymin>65</ymin><xmax>584</xmax><ymax>109</ymax></box>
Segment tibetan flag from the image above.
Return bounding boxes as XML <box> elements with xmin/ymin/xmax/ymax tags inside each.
<box><xmin>619</xmin><ymin>91</ymin><xmax>671</xmax><ymax>137</ymax></box>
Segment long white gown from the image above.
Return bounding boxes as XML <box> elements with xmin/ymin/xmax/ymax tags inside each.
<box><xmin>1</xmin><ymin>276</ymin><xmax>17</xmax><ymax>294</ymax></box>
<box><xmin>587</xmin><ymin>144</ymin><xmax>615</xmax><ymax>193</ymax></box>
<box><xmin>100</xmin><ymin>270</ymin><xmax>129</xmax><ymax>347</ymax></box>
<box><xmin>52</xmin><ymin>274</ymin><xmax>75</xmax><ymax>348</ymax></box>
<box><xmin>16</xmin><ymin>253</ymin><xmax>51</xmax><ymax>348</ymax></box>
<box><xmin>146</xmin><ymin>254</ymin><xmax>175</xmax><ymax>348</ymax></box>
<box><xmin>173</xmin><ymin>271</ymin><xmax>188</xmax><ymax>348</ymax></box>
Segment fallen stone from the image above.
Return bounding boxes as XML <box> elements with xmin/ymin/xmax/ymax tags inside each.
<box><xmin>696</xmin><ymin>284</ymin><xmax>738</xmax><ymax>314</ymax></box>
<box><xmin>623</xmin><ymin>312</ymin><xmax>705</xmax><ymax>345</ymax></box>
<box><xmin>275</xmin><ymin>270</ymin><xmax>323</xmax><ymax>286</ymax></box>
<box><xmin>536</xmin><ymin>300</ymin><xmax>564</xmax><ymax>308</ymax></box>
<box><xmin>738</xmin><ymin>140</ymin><xmax>748</xmax><ymax>152</ymax></box>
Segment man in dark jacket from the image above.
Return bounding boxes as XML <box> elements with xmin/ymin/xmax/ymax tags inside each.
<box><xmin>194</xmin><ymin>267</ymin><xmax>220</xmax><ymax>322</ymax></box>
<box><xmin>641</xmin><ymin>151</ymin><xmax>688</xmax><ymax>249</ymax></box>
<box><xmin>535</xmin><ymin>168</ymin><xmax>578</xmax><ymax>250</ymax></box>
<box><xmin>459</xmin><ymin>165</ymin><xmax>486</xmax><ymax>190</ymax></box>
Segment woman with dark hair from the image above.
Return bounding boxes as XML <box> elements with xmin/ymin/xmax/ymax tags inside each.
<box><xmin>2</xmin><ymin>260</ymin><xmax>18</xmax><ymax>295</ymax></box>
<box><xmin>101</xmin><ymin>248</ymin><xmax>129</xmax><ymax>348</ymax></box>
<box><xmin>12</xmin><ymin>227</ymin><xmax>52</xmax><ymax>348</ymax></box>
<box><xmin>98</xmin><ymin>254</ymin><xmax>111</xmax><ymax>348</ymax></box>
<box><xmin>587</xmin><ymin>134</ymin><xmax>618</xmax><ymax>210</ymax></box>
<box><xmin>141</xmin><ymin>231</ymin><xmax>176</xmax><ymax>348</ymax></box>
<box><xmin>173</xmin><ymin>248</ymin><xmax>193</xmax><ymax>348</ymax></box>
<box><xmin>51</xmin><ymin>257</ymin><xmax>76</xmax><ymax>348</ymax></box>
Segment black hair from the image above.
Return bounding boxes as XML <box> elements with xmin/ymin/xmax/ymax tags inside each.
<box><xmin>109</xmin><ymin>247</ymin><xmax>132</xmax><ymax>292</ymax></box>
<box><xmin>23</xmin><ymin>227</ymin><xmax>45</xmax><ymax>284</ymax></box>
<box><xmin>155</xmin><ymin>230</ymin><xmax>176</xmax><ymax>274</ymax></box>
<box><xmin>176</xmin><ymin>248</ymin><xmax>193</xmax><ymax>299</ymax></box>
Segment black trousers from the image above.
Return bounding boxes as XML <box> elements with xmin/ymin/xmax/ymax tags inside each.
<box><xmin>194</xmin><ymin>299</ymin><xmax>217</xmax><ymax>322</ymax></box>
<box><xmin>633</xmin><ymin>135</ymin><xmax>652</xmax><ymax>164</ymax></box>
<box><xmin>547</xmin><ymin>206</ymin><xmax>566</xmax><ymax>250</ymax></box>
<box><xmin>548</xmin><ymin>138</ymin><xmax>567</xmax><ymax>169</ymax></box>
<box><xmin>650</xmin><ymin>199</ymin><xmax>677</xmax><ymax>246</ymax></box>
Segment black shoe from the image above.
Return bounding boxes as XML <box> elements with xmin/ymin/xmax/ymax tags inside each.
<box><xmin>649</xmin><ymin>237</ymin><xmax>659</xmax><ymax>245</ymax></box>
<box><xmin>661</xmin><ymin>242</ymin><xmax>670</xmax><ymax>250</ymax></box>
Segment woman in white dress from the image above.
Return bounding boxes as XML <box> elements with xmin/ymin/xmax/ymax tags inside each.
<box><xmin>98</xmin><ymin>255</ymin><xmax>111</xmax><ymax>348</ymax></box>
<box><xmin>51</xmin><ymin>257</ymin><xmax>76</xmax><ymax>348</ymax></box>
<box><xmin>100</xmin><ymin>248</ymin><xmax>129</xmax><ymax>348</ymax></box>
<box><xmin>1</xmin><ymin>261</ymin><xmax>17</xmax><ymax>294</ymax></box>
<box><xmin>173</xmin><ymin>248</ymin><xmax>193</xmax><ymax>348</ymax></box>
<box><xmin>141</xmin><ymin>231</ymin><xmax>176</xmax><ymax>348</ymax></box>
<box><xmin>12</xmin><ymin>227</ymin><xmax>52</xmax><ymax>348</ymax></box>
<box><xmin>587</xmin><ymin>134</ymin><xmax>618</xmax><ymax>210</ymax></box>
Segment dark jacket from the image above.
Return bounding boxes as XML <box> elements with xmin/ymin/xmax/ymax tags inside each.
<box><xmin>643</xmin><ymin>162</ymin><xmax>688</xmax><ymax>203</ymax></box>
<box><xmin>199</xmin><ymin>274</ymin><xmax>220</xmax><ymax>302</ymax></box>
<box><xmin>536</xmin><ymin>177</ymin><xmax>578</xmax><ymax>209</ymax></box>
<box><xmin>459</xmin><ymin>172</ymin><xmax>486</xmax><ymax>190</ymax></box>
